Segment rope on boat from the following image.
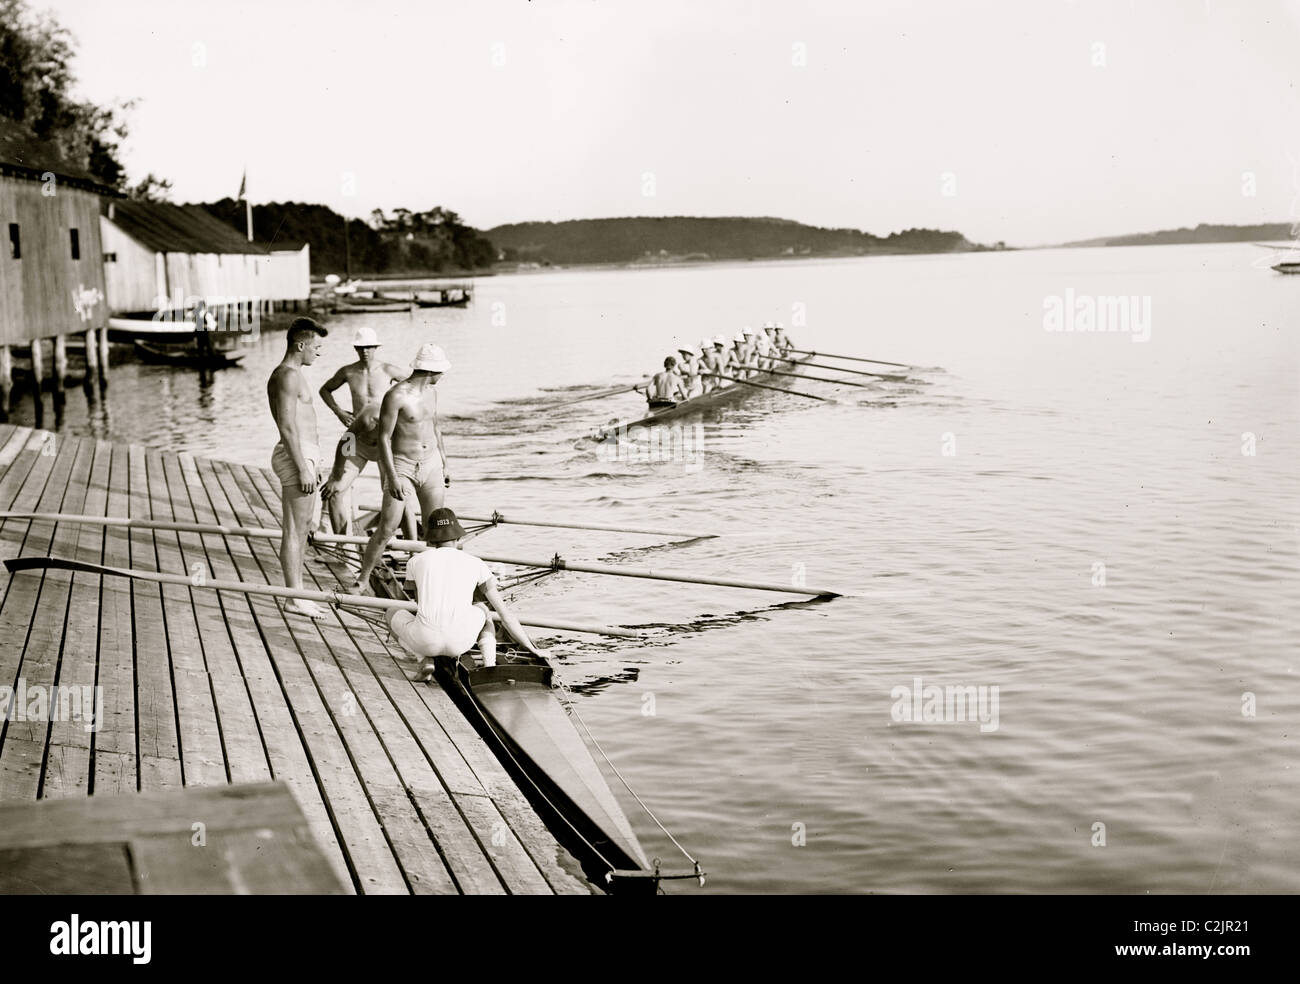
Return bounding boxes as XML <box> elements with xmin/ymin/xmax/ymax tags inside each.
<box><xmin>553</xmin><ymin>677</ymin><xmax>702</xmax><ymax>878</ymax></box>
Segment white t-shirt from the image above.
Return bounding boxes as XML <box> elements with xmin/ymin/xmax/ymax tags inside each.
<box><xmin>406</xmin><ymin>547</ymin><xmax>493</xmax><ymax>627</ymax></box>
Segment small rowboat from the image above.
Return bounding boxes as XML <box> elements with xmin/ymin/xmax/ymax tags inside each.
<box><xmin>133</xmin><ymin>340</ymin><xmax>245</xmax><ymax>370</ymax></box>
<box><xmin>592</xmin><ymin>351</ymin><xmax>814</xmax><ymax>439</ymax></box>
<box><xmin>1272</xmin><ymin>261</ymin><xmax>1300</xmax><ymax>275</ymax></box>
<box><xmin>333</xmin><ymin>298</ymin><xmax>412</xmax><ymax>314</ymax></box>
<box><xmin>368</xmin><ymin>560</ymin><xmax>673</xmax><ymax>893</ymax></box>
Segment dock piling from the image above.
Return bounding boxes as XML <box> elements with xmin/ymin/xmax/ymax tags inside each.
<box><xmin>29</xmin><ymin>338</ymin><xmax>45</xmax><ymax>429</ymax></box>
<box><xmin>96</xmin><ymin>326</ymin><xmax>109</xmax><ymax>392</ymax></box>
<box><xmin>52</xmin><ymin>334</ymin><xmax>68</xmax><ymax>413</ymax></box>
<box><xmin>0</xmin><ymin>345</ymin><xmax>10</xmax><ymax>422</ymax></box>
<box><xmin>82</xmin><ymin>326</ymin><xmax>99</xmax><ymax>399</ymax></box>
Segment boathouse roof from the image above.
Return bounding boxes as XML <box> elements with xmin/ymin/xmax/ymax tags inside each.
<box><xmin>108</xmin><ymin>200</ymin><xmax>271</xmax><ymax>255</ymax></box>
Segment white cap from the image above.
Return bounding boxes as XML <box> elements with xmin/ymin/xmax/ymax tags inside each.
<box><xmin>763</xmin><ymin>320</ymin><xmax>776</xmax><ymax>329</ymax></box>
<box><xmin>713</xmin><ymin>334</ymin><xmax>727</xmax><ymax>346</ymax></box>
<box><xmin>775</xmin><ymin>321</ymin><xmax>784</xmax><ymax>329</ymax></box>
<box><xmin>742</xmin><ymin>325</ymin><xmax>755</xmax><ymax>337</ymax></box>
<box><xmin>352</xmin><ymin>325</ymin><xmax>379</xmax><ymax>347</ymax></box>
<box><xmin>411</xmin><ymin>342</ymin><xmax>451</xmax><ymax>373</ymax></box>
<box><xmin>733</xmin><ymin>331</ymin><xmax>746</xmax><ymax>343</ymax></box>
<box><xmin>699</xmin><ymin>338</ymin><xmax>712</xmax><ymax>351</ymax></box>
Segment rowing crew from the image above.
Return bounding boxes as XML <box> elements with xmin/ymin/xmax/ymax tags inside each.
<box><xmin>638</xmin><ymin>321</ymin><xmax>793</xmax><ymax>406</ymax></box>
<box><xmin>267</xmin><ymin>318</ymin><xmax>545</xmax><ymax>674</ymax></box>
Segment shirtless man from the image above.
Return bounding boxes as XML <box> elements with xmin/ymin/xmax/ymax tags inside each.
<box><xmin>268</xmin><ymin>317</ymin><xmax>329</xmax><ymax>619</ymax></box>
<box><xmin>774</xmin><ymin>321</ymin><xmax>793</xmax><ymax>354</ymax></box>
<box><xmin>732</xmin><ymin>330</ymin><xmax>754</xmax><ymax>378</ymax></box>
<box><xmin>700</xmin><ymin>335</ymin><xmax>732</xmax><ymax>392</ymax></box>
<box><xmin>318</xmin><ymin>325</ymin><xmax>408</xmax><ymax>426</ymax></box>
<box><xmin>637</xmin><ymin>356</ymin><xmax>686</xmax><ymax>407</ymax></box>
<box><xmin>675</xmin><ymin>344</ymin><xmax>704</xmax><ymax>398</ymax></box>
<box><xmin>351</xmin><ymin>343</ymin><xmax>452</xmax><ymax>592</ymax></box>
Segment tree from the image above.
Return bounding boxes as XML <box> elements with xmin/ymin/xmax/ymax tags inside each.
<box><xmin>127</xmin><ymin>172</ymin><xmax>173</xmax><ymax>201</ymax></box>
<box><xmin>0</xmin><ymin>0</ymin><xmax>133</xmax><ymax>188</ymax></box>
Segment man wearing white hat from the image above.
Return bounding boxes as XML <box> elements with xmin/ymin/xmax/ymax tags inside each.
<box><xmin>700</xmin><ymin>334</ymin><xmax>732</xmax><ymax>392</ymax></box>
<box><xmin>318</xmin><ymin>324</ymin><xmax>408</xmax><ymax>427</ymax></box>
<box><xmin>675</xmin><ymin>343</ymin><xmax>704</xmax><ymax>398</ymax></box>
<box><xmin>733</xmin><ymin>329</ymin><xmax>755</xmax><ymax>378</ymax></box>
<box><xmin>351</xmin><ymin>342</ymin><xmax>453</xmax><ymax>592</ymax></box>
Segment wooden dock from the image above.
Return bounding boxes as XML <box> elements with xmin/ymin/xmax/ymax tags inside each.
<box><xmin>0</xmin><ymin>423</ymin><xmax>590</xmax><ymax>895</ymax></box>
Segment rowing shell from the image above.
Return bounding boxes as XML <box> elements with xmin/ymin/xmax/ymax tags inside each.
<box><xmin>368</xmin><ymin>562</ymin><xmax>670</xmax><ymax>893</ymax></box>
<box><xmin>591</xmin><ymin>351</ymin><xmax>814</xmax><ymax>439</ymax></box>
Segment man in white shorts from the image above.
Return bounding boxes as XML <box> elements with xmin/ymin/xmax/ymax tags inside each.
<box><xmin>386</xmin><ymin>508</ymin><xmax>547</xmax><ymax>678</ymax></box>
<box><xmin>268</xmin><ymin>317</ymin><xmax>328</xmax><ymax>619</ymax></box>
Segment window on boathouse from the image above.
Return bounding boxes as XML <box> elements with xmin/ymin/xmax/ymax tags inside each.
<box><xmin>8</xmin><ymin>223</ymin><xmax>19</xmax><ymax>259</ymax></box>
<box><xmin>70</xmin><ymin>227</ymin><xmax>80</xmax><ymax>260</ymax></box>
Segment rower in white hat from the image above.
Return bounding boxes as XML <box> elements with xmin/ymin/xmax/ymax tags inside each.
<box><xmin>351</xmin><ymin>342</ymin><xmax>454</xmax><ymax>593</ymax></box>
<box><xmin>700</xmin><ymin>334</ymin><xmax>732</xmax><ymax>393</ymax></box>
<box><xmin>675</xmin><ymin>341</ymin><xmax>704</xmax><ymax>398</ymax></box>
<box><xmin>733</xmin><ymin>329</ymin><xmax>754</xmax><ymax>379</ymax></box>
<box><xmin>319</xmin><ymin>324</ymin><xmax>409</xmax><ymax>428</ymax></box>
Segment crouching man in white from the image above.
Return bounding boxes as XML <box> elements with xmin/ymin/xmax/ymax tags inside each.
<box><xmin>386</xmin><ymin>507</ymin><xmax>547</xmax><ymax>678</ymax></box>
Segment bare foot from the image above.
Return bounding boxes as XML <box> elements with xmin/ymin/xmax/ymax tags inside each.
<box><xmin>413</xmin><ymin>659</ymin><xmax>436</xmax><ymax>682</ymax></box>
<box><xmin>284</xmin><ymin>598</ymin><xmax>327</xmax><ymax>621</ymax></box>
<box><xmin>346</xmin><ymin>579</ymin><xmax>368</xmax><ymax>596</ymax></box>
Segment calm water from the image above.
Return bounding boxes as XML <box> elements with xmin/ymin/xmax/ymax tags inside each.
<box><xmin>23</xmin><ymin>243</ymin><xmax>1300</xmax><ymax>893</ymax></box>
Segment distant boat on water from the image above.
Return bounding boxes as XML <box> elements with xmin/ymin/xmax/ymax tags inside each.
<box><xmin>1271</xmin><ymin>261</ymin><xmax>1300</xmax><ymax>275</ymax></box>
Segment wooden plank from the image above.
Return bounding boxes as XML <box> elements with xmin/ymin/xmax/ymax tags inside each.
<box><xmin>214</xmin><ymin>459</ymin><xmax>458</xmax><ymax>894</ymax></box>
<box><xmin>0</xmin><ymin>781</ymin><xmax>343</xmax><ymax>895</ymax></box>
<box><xmin>0</xmin><ymin>842</ymin><xmax>135</xmax><ymax>894</ymax></box>
<box><xmin>93</xmin><ymin>442</ymin><xmax>137</xmax><ymax>796</ymax></box>
<box><xmin>0</xmin><ymin>434</ymin><xmax>84</xmax><ymax>802</ymax></box>
<box><xmin>43</xmin><ymin>440</ymin><xmax>111</xmax><ymax>799</ymax></box>
<box><xmin>125</xmin><ymin>442</ymin><xmax>182</xmax><ymax>790</ymax></box>
<box><xmin>143</xmin><ymin>447</ymin><xmax>224</xmax><ymax>786</ymax></box>
<box><xmin>0</xmin><ymin>437</ymin><xmax>93</xmax><ymax>801</ymax></box>
<box><xmin>173</xmin><ymin>452</ymin><xmax>352</xmax><ymax>891</ymax></box>
<box><xmin>242</xmin><ymin>462</ymin><xmax>578</xmax><ymax>895</ymax></box>
<box><xmin>130</xmin><ymin>825</ymin><xmax>345</xmax><ymax>895</ymax></box>
<box><xmin>157</xmin><ymin>452</ymin><xmax>270</xmax><ymax>786</ymax></box>
<box><xmin>191</xmin><ymin>455</ymin><xmax>406</xmax><ymax>894</ymax></box>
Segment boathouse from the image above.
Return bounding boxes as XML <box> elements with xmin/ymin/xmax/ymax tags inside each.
<box><xmin>100</xmin><ymin>200</ymin><xmax>269</xmax><ymax>316</ymax></box>
<box><xmin>0</xmin><ymin>117</ymin><xmax>118</xmax><ymax>417</ymax></box>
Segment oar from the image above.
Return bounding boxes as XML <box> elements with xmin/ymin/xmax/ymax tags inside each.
<box><xmin>545</xmin><ymin>383</ymin><xmax>645</xmax><ymax>410</ymax></box>
<box><xmin>703</xmin><ymin>373</ymin><xmax>833</xmax><ymax>403</ymax></box>
<box><xmin>758</xmin><ymin>367</ymin><xmax>879</xmax><ymax>389</ymax></box>
<box><xmin>787</xmin><ymin>348</ymin><xmax>913</xmax><ymax>369</ymax></box>
<box><xmin>2</xmin><ymin>556</ymin><xmax>640</xmax><ymax>639</ymax></box>
<box><xmin>309</xmin><ymin>534</ymin><xmax>841</xmax><ymax>598</ymax></box>
<box><xmin>770</xmin><ymin>355</ymin><xmax>906</xmax><ymax>380</ymax></box>
<box><xmin>360</xmin><ymin>509</ymin><xmax>715</xmax><ymax>540</ymax></box>
<box><xmin>0</xmin><ymin>513</ymin><xmax>839</xmax><ymax>596</ymax></box>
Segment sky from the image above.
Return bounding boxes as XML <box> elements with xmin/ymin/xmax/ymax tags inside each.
<box><xmin>39</xmin><ymin>0</ymin><xmax>1300</xmax><ymax>245</ymax></box>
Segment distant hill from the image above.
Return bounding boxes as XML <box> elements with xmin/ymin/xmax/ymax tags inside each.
<box><xmin>486</xmin><ymin>216</ymin><xmax>991</xmax><ymax>266</ymax></box>
<box><xmin>1060</xmin><ymin>222</ymin><xmax>1298</xmax><ymax>249</ymax></box>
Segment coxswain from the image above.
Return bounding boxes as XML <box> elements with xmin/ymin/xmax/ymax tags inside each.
<box><xmin>386</xmin><ymin>508</ymin><xmax>548</xmax><ymax>677</ymax></box>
